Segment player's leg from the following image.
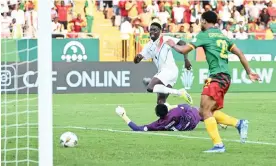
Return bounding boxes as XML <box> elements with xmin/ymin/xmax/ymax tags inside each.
<box><xmin>199</xmin><ymin>95</ymin><xmax>225</xmax><ymax>153</ymax></box>
<box><xmin>214</xmin><ymin>111</ymin><xmax>249</xmax><ymax>143</ymax></box>
<box><xmin>147</xmin><ymin>70</ymin><xmax>193</xmax><ymax>104</ymax></box>
<box><xmin>143</xmin><ymin>77</ymin><xmax>173</xmax><ymax>105</ymax></box>
<box><xmin>157</xmin><ymin>84</ymin><xmax>172</xmax><ymax>104</ymax></box>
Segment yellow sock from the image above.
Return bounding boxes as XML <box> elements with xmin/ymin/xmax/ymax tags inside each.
<box><xmin>204</xmin><ymin>117</ymin><xmax>223</xmax><ymax>145</ymax></box>
<box><xmin>213</xmin><ymin>111</ymin><xmax>239</xmax><ymax>127</ymax></box>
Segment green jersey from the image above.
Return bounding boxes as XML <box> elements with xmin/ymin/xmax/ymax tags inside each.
<box><xmin>189</xmin><ymin>28</ymin><xmax>234</xmax><ymax>76</ymax></box>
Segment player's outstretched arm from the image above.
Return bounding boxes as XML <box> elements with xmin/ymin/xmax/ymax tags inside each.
<box><xmin>115</xmin><ymin>106</ymin><xmax>145</xmax><ymax>131</ymax></box>
<box><xmin>230</xmin><ymin>45</ymin><xmax>260</xmax><ymax>82</ymax></box>
<box><xmin>134</xmin><ymin>54</ymin><xmax>143</xmax><ymax>64</ymax></box>
<box><xmin>166</xmin><ymin>39</ymin><xmax>193</xmax><ymax>55</ymax></box>
<box><xmin>176</xmin><ymin>40</ymin><xmax>192</xmax><ymax>70</ymax></box>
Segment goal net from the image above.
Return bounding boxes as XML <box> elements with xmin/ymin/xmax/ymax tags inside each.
<box><xmin>1</xmin><ymin>1</ymin><xmax>53</xmax><ymax>166</ymax></box>
<box><xmin>1</xmin><ymin>39</ymin><xmax>39</xmax><ymax>165</ymax></box>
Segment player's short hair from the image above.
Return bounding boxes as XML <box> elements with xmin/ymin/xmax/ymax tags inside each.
<box><xmin>155</xmin><ymin>104</ymin><xmax>168</xmax><ymax>119</ymax></box>
<box><xmin>201</xmin><ymin>11</ymin><xmax>218</xmax><ymax>24</ymax></box>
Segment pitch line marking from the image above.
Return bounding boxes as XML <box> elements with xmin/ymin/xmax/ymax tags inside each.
<box><xmin>54</xmin><ymin>126</ymin><xmax>276</xmax><ymax>146</ymax></box>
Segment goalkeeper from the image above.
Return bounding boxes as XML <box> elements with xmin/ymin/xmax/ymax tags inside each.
<box><xmin>116</xmin><ymin>104</ymin><xmax>248</xmax><ymax>142</ymax></box>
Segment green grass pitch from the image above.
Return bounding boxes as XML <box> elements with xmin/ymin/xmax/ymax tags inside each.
<box><xmin>1</xmin><ymin>93</ymin><xmax>276</xmax><ymax>166</ymax></box>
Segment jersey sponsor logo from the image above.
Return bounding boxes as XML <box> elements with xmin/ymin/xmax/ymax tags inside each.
<box><xmin>61</xmin><ymin>41</ymin><xmax>88</xmax><ymax>62</ymax></box>
<box><xmin>181</xmin><ymin>65</ymin><xmax>194</xmax><ymax>90</ymax></box>
<box><xmin>165</xmin><ymin>120</ymin><xmax>175</xmax><ymax>129</ymax></box>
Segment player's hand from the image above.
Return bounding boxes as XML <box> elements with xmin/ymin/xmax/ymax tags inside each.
<box><xmin>134</xmin><ymin>54</ymin><xmax>143</xmax><ymax>64</ymax></box>
<box><xmin>184</xmin><ymin>59</ymin><xmax>192</xmax><ymax>70</ymax></box>
<box><xmin>166</xmin><ymin>39</ymin><xmax>176</xmax><ymax>48</ymax></box>
<box><xmin>248</xmin><ymin>72</ymin><xmax>261</xmax><ymax>82</ymax></box>
<box><xmin>115</xmin><ymin>106</ymin><xmax>126</xmax><ymax>117</ymax></box>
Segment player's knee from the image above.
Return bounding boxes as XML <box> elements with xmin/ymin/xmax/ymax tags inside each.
<box><xmin>146</xmin><ymin>86</ymin><xmax>153</xmax><ymax>93</ymax></box>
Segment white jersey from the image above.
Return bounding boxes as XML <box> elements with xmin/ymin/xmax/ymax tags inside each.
<box><xmin>140</xmin><ymin>36</ymin><xmax>180</xmax><ymax>72</ymax></box>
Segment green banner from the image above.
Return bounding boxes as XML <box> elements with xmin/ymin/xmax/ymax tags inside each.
<box><xmin>175</xmin><ymin>62</ymin><xmax>276</xmax><ymax>92</ymax></box>
<box><xmin>16</xmin><ymin>39</ymin><xmax>99</xmax><ymax>62</ymax></box>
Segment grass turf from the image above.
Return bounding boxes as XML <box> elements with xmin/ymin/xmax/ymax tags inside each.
<box><xmin>1</xmin><ymin>93</ymin><xmax>276</xmax><ymax>166</ymax></box>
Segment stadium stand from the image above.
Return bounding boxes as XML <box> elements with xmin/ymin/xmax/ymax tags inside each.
<box><xmin>1</xmin><ymin>0</ymin><xmax>276</xmax><ymax>61</ymax></box>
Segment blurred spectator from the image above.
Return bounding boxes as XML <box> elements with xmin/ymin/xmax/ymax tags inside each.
<box><xmin>84</xmin><ymin>0</ymin><xmax>94</xmax><ymax>35</ymax></box>
<box><xmin>268</xmin><ymin>16</ymin><xmax>276</xmax><ymax>37</ymax></box>
<box><xmin>119</xmin><ymin>0</ymin><xmax>128</xmax><ymax>25</ymax></box>
<box><xmin>192</xmin><ymin>19</ymin><xmax>201</xmax><ymax>33</ymax></box>
<box><xmin>120</xmin><ymin>17</ymin><xmax>132</xmax><ymax>39</ymax></box>
<box><xmin>158</xmin><ymin>6</ymin><xmax>170</xmax><ymax>31</ymax></box>
<box><xmin>0</xmin><ymin>0</ymin><xmax>9</xmax><ymax>13</ymax></box>
<box><xmin>125</xmin><ymin>0</ymin><xmax>138</xmax><ymax>20</ymax></box>
<box><xmin>235</xmin><ymin>27</ymin><xmax>248</xmax><ymax>40</ymax></box>
<box><xmin>173</xmin><ymin>1</ymin><xmax>185</xmax><ymax>24</ymax></box>
<box><xmin>51</xmin><ymin>7</ymin><xmax>58</xmax><ymax>21</ymax></box>
<box><xmin>147</xmin><ymin>0</ymin><xmax>159</xmax><ymax>17</ymax></box>
<box><xmin>69</xmin><ymin>13</ymin><xmax>85</xmax><ymax>33</ymax></box>
<box><xmin>139</xmin><ymin>6</ymin><xmax>152</xmax><ymax>32</ymax></box>
<box><xmin>222</xmin><ymin>23</ymin><xmax>234</xmax><ymax>39</ymax></box>
<box><xmin>52</xmin><ymin>17</ymin><xmax>62</xmax><ymax>33</ymax></box>
<box><xmin>25</xmin><ymin>5</ymin><xmax>38</xmax><ymax>38</ymax></box>
<box><xmin>255</xmin><ymin>22</ymin><xmax>267</xmax><ymax>40</ymax></box>
<box><xmin>52</xmin><ymin>17</ymin><xmax>64</xmax><ymax>38</ymax></box>
<box><xmin>260</xmin><ymin>8</ymin><xmax>270</xmax><ymax>25</ymax></box>
<box><xmin>113</xmin><ymin>0</ymin><xmax>120</xmax><ymax>16</ymax></box>
<box><xmin>67</xmin><ymin>25</ymin><xmax>78</xmax><ymax>38</ymax></box>
<box><xmin>235</xmin><ymin>18</ymin><xmax>247</xmax><ymax>33</ymax></box>
<box><xmin>190</xmin><ymin>1</ymin><xmax>203</xmax><ymax>23</ymax></box>
<box><xmin>55</xmin><ymin>0</ymin><xmax>72</xmax><ymax>30</ymax></box>
<box><xmin>11</xmin><ymin>18</ymin><xmax>23</xmax><ymax>39</ymax></box>
<box><xmin>233</xmin><ymin>0</ymin><xmax>244</xmax><ymax>12</ymax></box>
<box><xmin>247</xmin><ymin>1</ymin><xmax>261</xmax><ymax>20</ymax></box>
<box><xmin>267</xmin><ymin>1</ymin><xmax>276</xmax><ymax>17</ymax></box>
<box><xmin>163</xmin><ymin>0</ymin><xmax>173</xmax><ymax>16</ymax></box>
<box><xmin>1</xmin><ymin>12</ymin><xmax>12</xmax><ymax>38</ymax></box>
<box><xmin>186</xmin><ymin>26</ymin><xmax>197</xmax><ymax>39</ymax></box>
<box><xmin>219</xmin><ymin>1</ymin><xmax>231</xmax><ymax>28</ymax></box>
<box><xmin>178</xmin><ymin>25</ymin><xmax>185</xmax><ymax>33</ymax></box>
<box><xmin>11</xmin><ymin>4</ymin><xmax>25</xmax><ymax>26</ymax></box>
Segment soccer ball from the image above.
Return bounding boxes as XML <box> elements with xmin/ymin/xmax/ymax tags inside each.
<box><xmin>60</xmin><ymin>132</ymin><xmax>78</xmax><ymax>148</ymax></box>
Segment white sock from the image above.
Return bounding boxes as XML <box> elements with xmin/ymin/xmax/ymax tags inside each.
<box><xmin>153</xmin><ymin>84</ymin><xmax>180</xmax><ymax>95</ymax></box>
<box><xmin>164</xmin><ymin>102</ymin><xmax>170</xmax><ymax>107</ymax></box>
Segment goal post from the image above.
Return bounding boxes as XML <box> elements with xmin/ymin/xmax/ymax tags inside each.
<box><xmin>37</xmin><ymin>0</ymin><xmax>53</xmax><ymax>165</ymax></box>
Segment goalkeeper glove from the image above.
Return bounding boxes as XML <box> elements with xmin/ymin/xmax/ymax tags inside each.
<box><xmin>116</xmin><ymin>106</ymin><xmax>126</xmax><ymax>117</ymax></box>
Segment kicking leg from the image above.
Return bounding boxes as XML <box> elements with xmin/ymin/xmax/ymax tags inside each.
<box><xmin>146</xmin><ymin>77</ymin><xmax>193</xmax><ymax>105</ymax></box>
<box><xmin>214</xmin><ymin>111</ymin><xmax>248</xmax><ymax>143</ymax></box>
<box><xmin>200</xmin><ymin>95</ymin><xmax>225</xmax><ymax>153</ymax></box>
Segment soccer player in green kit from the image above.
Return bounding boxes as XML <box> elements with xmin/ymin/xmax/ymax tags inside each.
<box><xmin>166</xmin><ymin>11</ymin><xmax>261</xmax><ymax>153</ymax></box>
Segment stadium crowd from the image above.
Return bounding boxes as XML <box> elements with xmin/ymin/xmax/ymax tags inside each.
<box><xmin>0</xmin><ymin>0</ymin><xmax>93</xmax><ymax>39</ymax></box>
<box><xmin>1</xmin><ymin>0</ymin><xmax>276</xmax><ymax>40</ymax></box>
<box><xmin>101</xmin><ymin>0</ymin><xmax>276</xmax><ymax>40</ymax></box>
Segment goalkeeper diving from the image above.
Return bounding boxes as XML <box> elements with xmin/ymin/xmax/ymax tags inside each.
<box><xmin>115</xmin><ymin>104</ymin><xmax>248</xmax><ymax>143</ymax></box>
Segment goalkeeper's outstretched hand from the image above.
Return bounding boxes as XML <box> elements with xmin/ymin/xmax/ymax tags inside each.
<box><xmin>116</xmin><ymin>106</ymin><xmax>126</xmax><ymax>117</ymax></box>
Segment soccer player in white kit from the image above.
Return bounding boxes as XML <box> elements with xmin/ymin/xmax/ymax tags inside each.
<box><xmin>134</xmin><ymin>19</ymin><xmax>193</xmax><ymax>105</ymax></box>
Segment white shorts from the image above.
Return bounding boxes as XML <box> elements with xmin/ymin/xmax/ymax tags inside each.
<box><xmin>154</xmin><ymin>68</ymin><xmax>179</xmax><ymax>87</ymax></box>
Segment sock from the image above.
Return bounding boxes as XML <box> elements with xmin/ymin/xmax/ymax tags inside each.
<box><xmin>213</xmin><ymin>111</ymin><xmax>239</xmax><ymax>127</ymax></box>
<box><xmin>153</xmin><ymin>84</ymin><xmax>180</xmax><ymax>95</ymax></box>
<box><xmin>204</xmin><ymin>117</ymin><xmax>223</xmax><ymax>146</ymax></box>
<box><xmin>164</xmin><ymin>102</ymin><xmax>170</xmax><ymax>107</ymax></box>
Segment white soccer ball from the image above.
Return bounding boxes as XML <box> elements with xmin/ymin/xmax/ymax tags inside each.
<box><xmin>60</xmin><ymin>132</ymin><xmax>78</xmax><ymax>148</ymax></box>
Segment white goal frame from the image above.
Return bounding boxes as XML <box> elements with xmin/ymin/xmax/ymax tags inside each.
<box><xmin>38</xmin><ymin>0</ymin><xmax>53</xmax><ymax>166</ymax></box>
